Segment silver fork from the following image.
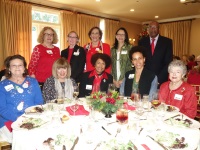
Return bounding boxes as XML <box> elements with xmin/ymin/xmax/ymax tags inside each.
<box><xmin>115</xmin><ymin>128</ymin><xmax>121</xmax><ymax>137</ymax></box>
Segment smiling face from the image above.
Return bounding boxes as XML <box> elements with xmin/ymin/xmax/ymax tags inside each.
<box><xmin>43</xmin><ymin>29</ymin><xmax>54</xmax><ymax>44</ymax></box>
<box><xmin>148</xmin><ymin>21</ymin><xmax>159</xmax><ymax>38</ymax></box>
<box><xmin>169</xmin><ymin>66</ymin><xmax>184</xmax><ymax>83</ymax></box>
<box><xmin>116</xmin><ymin>29</ymin><xmax>126</xmax><ymax>43</ymax></box>
<box><xmin>131</xmin><ymin>52</ymin><xmax>145</xmax><ymax>70</ymax></box>
<box><xmin>9</xmin><ymin>59</ymin><xmax>25</xmax><ymax>77</ymax></box>
<box><xmin>56</xmin><ymin>67</ymin><xmax>68</xmax><ymax>79</ymax></box>
<box><xmin>67</xmin><ymin>32</ymin><xmax>78</xmax><ymax>47</ymax></box>
<box><xmin>95</xmin><ymin>58</ymin><xmax>106</xmax><ymax>74</ymax></box>
<box><xmin>90</xmin><ymin>28</ymin><xmax>101</xmax><ymax>43</ymax></box>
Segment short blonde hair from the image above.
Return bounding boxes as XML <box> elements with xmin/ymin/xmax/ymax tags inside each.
<box><xmin>52</xmin><ymin>58</ymin><xmax>71</xmax><ymax>79</ymax></box>
<box><xmin>168</xmin><ymin>60</ymin><xmax>187</xmax><ymax>76</ymax></box>
<box><xmin>37</xmin><ymin>26</ymin><xmax>58</xmax><ymax>44</ymax></box>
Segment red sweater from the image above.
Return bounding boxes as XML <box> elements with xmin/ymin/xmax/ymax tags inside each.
<box><xmin>159</xmin><ymin>81</ymin><xmax>197</xmax><ymax>118</ymax></box>
<box><xmin>84</xmin><ymin>42</ymin><xmax>111</xmax><ymax>73</ymax></box>
<box><xmin>28</xmin><ymin>44</ymin><xmax>60</xmax><ymax>82</ymax></box>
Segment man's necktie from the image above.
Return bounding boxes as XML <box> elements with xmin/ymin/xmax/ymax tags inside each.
<box><xmin>151</xmin><ymin>38</ymin><xmax>155</xmax><ymax>55</ymax></box>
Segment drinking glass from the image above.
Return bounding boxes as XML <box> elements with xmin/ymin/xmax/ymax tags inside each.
<box><xmin>116</xmin><ymin>106</ymin><xmax>128</xmax><ymax>124</ymax></box>
<box><xmin>151</xmin><ymin>92</ymin><xmax>161</xmax><ymax>109</ymax></box>
<box><xmin>56</xmin><ymin>89</ymin><xmax>65</xmax><ymax>104</ymax></box>
<box><xmin>142</xmin><ymin>94</ymin><xmax>150</xmax><ymax>111</ymax></box>
<box><xmin>73</xmin><ymin>84</ymin><xmax>79</xmax><ymax>100</ymax></box>
<box><xmin>107</xmin><ymin>84</ymin><xmax>116</xmax><ymax>95</ymax></box>
<box><xmin>130</xmin><ymin>88</ymin><xmax>140</xmax><ymax>106</ymax></box>
<box><xmin>70</xmin><ymin>100</ymin><xmax>79</xmax><ymax>116</ymax></box>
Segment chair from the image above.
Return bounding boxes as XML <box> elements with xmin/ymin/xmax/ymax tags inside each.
<box><xmin>191</xmin><ymin>84</ymin><xmax>200</xmax><ymax>121</ymax></box>
<box><xmin>0</xmin><ymin>141</ymin><xmax>11</xmax><ymax>150</ymax></box>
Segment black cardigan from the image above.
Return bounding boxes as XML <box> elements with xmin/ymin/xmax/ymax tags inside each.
<box><xmin>124</xmin><ymin>67</ymin><xmax>156</xmax><ymax>97</ymax></box>
<box><xmin>79</xmin><ymin>71</ymin><xmax>113</xmax><ymax>97</ymax></box>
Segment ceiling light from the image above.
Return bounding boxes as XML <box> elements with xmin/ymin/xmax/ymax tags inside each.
<box><xmin>155</xmin><ymin>16</ymin><xmax>159</xmax><ymax>18</ymax></box>
<box><xmin>130</xmin><ymin>9</ymin><xmax>134</xmax><ymax>12</ymax></box>
<box><xmin>96</xmin><ymin>0</ymin><xmax>100</xmax><ymax>2</ymax></box>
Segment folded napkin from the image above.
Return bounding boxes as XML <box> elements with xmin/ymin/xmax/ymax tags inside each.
<box><xmin>4</xmin><ymin>121</ymin><xmax>13</xmax><ymax>132</ymax></box>
<box><xmin>141</xmin><ymin>144</ymin><xmax>151</xmax><ymax>150</ymax></box>
<box><xmin>66</xmin><ymin>105</ymin><xmax>89</xmax><ymax>116</ymax></box>
<box><xmin>123</xmin><ymin>102</ymin><xmax>136</xmax><ymax>110</ymax></box>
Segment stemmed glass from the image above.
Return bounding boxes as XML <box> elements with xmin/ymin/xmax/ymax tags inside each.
<box><xmin>107</xmin><ymin>84</ymin><xmax>116</xmax><ymax>95</ymax></box>
<box><xmin>151</xmin><ymin>92</ymin><xmax>161</xmax><ymax>109</ymax></box>
<box><xmin>70</xmin><ymin>100</ymin><xmax>79</xmax><ymax>116</ymax></box>
<box><xmin>73</xmin><ymin>84</ymin><xmax>79</xmax><ymax>100</ymax></box>
<box><xmin>130</xmin><ymin>88</ymin><xmax>140</xmax><ymax>106</ymax></box>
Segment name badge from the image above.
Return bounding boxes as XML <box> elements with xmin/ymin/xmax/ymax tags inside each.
<box><xmin>128</xmin><ymin>74</ymin><xmax>134</xmax><ymax>79</ymax></box>
<box><xmin>46</xmin><ymin>50</ymin><xmax>53</xmax><ymax>54</ymax></box>
<box><xmin>121</xmin><ymin>50</ymin><xmax>127</xmax><ymax>54</ymax></box>
<box><xmin>86</xmin><ymin>85</ymin><xmax>92</xmax><ymax>90</ymax></box>
<box><xmin>5</xmin><ymin>84</ymin><xmax>14</xmax><ymax>91</ymax></box>
<box><xmin>174</xmin><ymin>94</ymin><xmax>183</xmax><ymax>100</ymax></box>
<box><xmin>73</xmin><ymin>51</ymin><xmax>79</xmax><ymax>56</ymax></box>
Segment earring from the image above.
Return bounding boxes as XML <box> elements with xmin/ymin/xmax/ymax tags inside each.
<box><xmin>8</xmin><ymin>71</ymin><xmax>11</xmax><ymax>75</ymax></box>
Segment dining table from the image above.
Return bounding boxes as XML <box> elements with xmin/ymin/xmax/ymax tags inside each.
<box><xmin>11</xmin><ymin>98</ymin><xmax>200</xmax><ymax>150</ymax></box>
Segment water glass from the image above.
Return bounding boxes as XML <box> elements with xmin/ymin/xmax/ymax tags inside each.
<box><xmin>56</xmin><ymin>89</ymin><xmax>65</xmax><ymax>104</ymax></box>
<box><xmin>142</xmin><ymin>94</ymin><xmax>150</xmax><ymax>110</ymax></box>
<box><xmin>107</xmin><ymin>84</ymin><xmax>116</xmax><ymax>94</ymax></box>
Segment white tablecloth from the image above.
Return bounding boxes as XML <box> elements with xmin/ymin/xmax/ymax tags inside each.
<box><xmin>12</xmin><ymin>99</ymin><xmax>200</xmax><ymax>150</ymax></box>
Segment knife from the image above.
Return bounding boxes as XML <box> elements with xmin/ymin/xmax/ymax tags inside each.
<box><xmin>102</xmin><ymin>126</ymin><xmax>111</xmax><ymax>135</ymax></box>
<box><xmin>70</xmin><ymin>137</ymin><xmax>79</xmax><ymax>150</ymax></box>
<box><xmin>164</xmin><ymin>114</ymin><xmax>180</xmax><ymax>121</ymax></box>
<box><xmin>129</xmin><ymin>140</ymin><xmax>138</xmax><ymax>150</ymax></box>
<box><xmin>147</xmin><ymin>135</ymin><xmax>168</xmax><ymax>150</ymax></box>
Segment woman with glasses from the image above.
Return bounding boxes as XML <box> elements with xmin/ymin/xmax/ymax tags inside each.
<box><xmin>28</xmin><ymin>26</ymin><xmax>60</xmax><ymax>89</ymax></box>
<box><xmin>0</xmin><ymin>55</ymin><xmax>43</xmax><ymax>143</ymax></box>
<box><xmin>84</xmin><ymin>26</ymin><xmax>111</xmax><ymax>73</ymax></box>
<box><xmin>61</xmin><ymin>31</ymin><xmax>86</xmax><ymax>83</ymax></box>
<box><xmin>111</xmin><ymin>27</ymin><xmax>132</xmax><ymax>90</ymax></box>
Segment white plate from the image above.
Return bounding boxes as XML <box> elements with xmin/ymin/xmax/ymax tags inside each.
<box><xmin>165</xmin><ymin>105</ymin><xmax>180</xmax><ymax>112</ymax></box>
<box><xmin>12</xmin><ymin>115</ymin><xmax>51</xmax><ymax>130</ymax></box>
<box><xmin>25</xmin><ymin>105</ymin><xmax>45</xmax><ymax>115</ymax></box>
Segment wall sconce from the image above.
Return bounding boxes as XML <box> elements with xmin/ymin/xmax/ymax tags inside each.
<box><xmin>129</xmin><ymin>38</ymin><xmax>135</xmax><ymax>45</ymax></box>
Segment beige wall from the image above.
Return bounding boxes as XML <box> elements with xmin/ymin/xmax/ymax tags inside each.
<box><xmin>190</xmin><ymin>19</ymin><xmax>200</xmax><ymax>57</ymax></box>
<box><xmin>119</xmin><ymin>21</ymin><xmax>142</xmax><ymax>46</ymax></box>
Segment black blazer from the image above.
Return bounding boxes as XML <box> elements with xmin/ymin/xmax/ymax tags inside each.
<box><xmin>138</xmin><ymin>35</ymin><xmax>173</xmax><ymax>86</ymax></box>
<box><xmin>61</xmin><ymin>45</ymin><xmax>86</xmax><ymax>83</ymax></box>
<box><xmin>79</xmin><ymin>71</ymin><xmax>113</xmax><ymax>97</ymax></box>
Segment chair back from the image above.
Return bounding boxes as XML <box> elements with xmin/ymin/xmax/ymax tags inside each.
<box><xmin>191</xmin><ymin>84</ymin><xmax>200</xmax><ymax>121</ymax></box>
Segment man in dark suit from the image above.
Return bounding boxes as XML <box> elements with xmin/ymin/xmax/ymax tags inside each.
<box><xmin>138</xmin><ymin>21</ymin><xmax>173</xmax><ymax>88</ymax></box>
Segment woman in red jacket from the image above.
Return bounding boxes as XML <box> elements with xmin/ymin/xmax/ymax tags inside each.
<box><xmin>159</xmin><ymin>60</ymin><xmax>197</xmax><ymax>119</ymax></box>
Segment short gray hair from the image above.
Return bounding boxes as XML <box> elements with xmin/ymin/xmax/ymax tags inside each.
<box><xmin>168</xmin><ymin>60</ymin><xmax>187</xmax><ymax>76</ymax></box>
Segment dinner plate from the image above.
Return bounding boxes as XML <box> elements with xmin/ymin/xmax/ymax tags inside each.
<box><xmin>25</xmin><ymin>105</ymin><xmax>45</xmax><ymax>115</ymax></box>
<box><xmin>12</xmin><ymin>115</ymin><xmax>51</xmax><ymax>130</ymax></box>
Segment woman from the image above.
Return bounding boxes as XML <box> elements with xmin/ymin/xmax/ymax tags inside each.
<box><xmin>43</xmin><ymin>58</ymin><xmax>76</xmax><ymax>102</ymax></box>
<box><xmin>79</xmin><ymin>53</ymin><xmax>113</xmax><ymax>97</ymax></box>
<box><xmin>0</xmin><ymin>55</ymin><xmax>43</xmax><ymax>142</ymax></box>
<box><xmin>187</xmin><ymin>55</ymin><xmax>196</xmax><ymax>71</ymax></box>
<box><xmin>111</xmin><ymin>27</ymin><xmax>132</xmax><ymax>89</ymax></box>
<box><xmin>159</xmin><ymin>60</ymin><xmax>197</xmax><ymax>119</ymax></box>
<box><xmin>187</xmin><ymin>55</ymin><xmax>200</xmax><ymax>85</ymax></box>
<box><xmin>28</xmin><ymin>26</ymin><xmax>60</xmax><ymax>88</ymax></box>
<box><xmin>61</xmin><ymin>31</ymin><xmax>86</xmax><ymax>83</ymax></box>
<box><xmin>122</xmin><ymin>46</ymin><xmax>158</xmax><ymax>98</ymax></box>
<box><xmin>84</xmin><ymin>26</ymin><xmax>111</xmax><ymax>73</ymax></box>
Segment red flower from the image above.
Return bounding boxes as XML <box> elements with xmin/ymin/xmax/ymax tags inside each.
<box><xmin>106</xmin><ymin>97</ymin><xmax>116</xmax><ymax>104</ymax></box>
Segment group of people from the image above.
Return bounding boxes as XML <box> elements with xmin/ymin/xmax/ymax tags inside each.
<box><xmin>0</xmin><ymin>21</ymin><xmax>198</xmax><ymax>143</ymax></box>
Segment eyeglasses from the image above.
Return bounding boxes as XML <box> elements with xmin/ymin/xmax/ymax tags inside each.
<box><xmin>44</xmin><ymin>33</ymin><xmax>54</xmax><ymax>37</ymax></box>
<box><xmin>116</xmin><ymin>34</ymin><xmax>125</xmax><ymax>37</ymax></box>
<box><xmin>68</xmin><ymin>36</ymin><xmax>77</xmax><ymax>39</ymax></box>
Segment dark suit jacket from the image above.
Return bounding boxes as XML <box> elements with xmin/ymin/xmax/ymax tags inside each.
<box><xmin>138</xmin><ymin>35</ymin><xmax>173</xmax><ymax>87</ymax></box>
<box><xmin>61</xmin><ymin>45</ymin><xmax>86</xmax><ymax>83</ymax></box>
<box><xmin>79</xmin><ymin>71</ymin><xmax>113</xmax><ymax>97</ymax></box>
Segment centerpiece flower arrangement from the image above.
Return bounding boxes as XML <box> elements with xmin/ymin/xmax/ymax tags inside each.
<box><xmin>138</xmin><ymin>24</ymin><xmax>149</xmax><ymax>40</ymax></box>
<box><xmin>90</xmin><ymin>91</ymin><xmax>124</xmax><ymax>118</ymax></box>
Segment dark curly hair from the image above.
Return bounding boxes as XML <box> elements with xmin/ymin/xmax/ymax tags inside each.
<box><xmin>113</xmin><ymin>27</ymin><xmax>130</xmax><ymax>49</ymax></box>
<box><xmin>5</xmin><ymin>55</ymin><xmax>28</xmax><ymax>78</ymax></box>
<box><xmin>91</xmin><ymin>53</ymin><xmax>111</xmax><ymax>69</ymax></box>
<box><xmin>129</xmin><ymin>46</ymin><xmax>147</xmax><ymax>60</ymax></box>
<box><xmin>88</xmin><ymin>26</ymin><xmax>103</xmax><ymax>40</ymax></box>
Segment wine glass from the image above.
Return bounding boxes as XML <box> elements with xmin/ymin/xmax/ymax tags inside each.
<box><xmin>130</xmin><ymin>88</ymin><xmax>140</xmax><ymax>106</ymax></box>
<box><xmin>56</xmin><ymin>89</ymin><xmax>65</xmax><ymax>104</ymax></box>
<box><xmin>70</xmin><ymin>100</ymin><xmax>79</xmax><ymax>116</ymax></box>
<box><xmin>73</xmin><ymin>85</ymin><xmax>79</xmax><ymax>101</ymax></box>
<box><xmin>107</xmin><ymin>84</ymin><xmax>116</xmax><ymax>95</ymax></box>
<box><xmin>151</xmin><ymin>92</ymin><xmax>161</xmax><ymax>109</ymax></box>
<box><xmin>116</xmin><ymin>107</ymin><xmax>128</xmax><ymax>124</ymax></box>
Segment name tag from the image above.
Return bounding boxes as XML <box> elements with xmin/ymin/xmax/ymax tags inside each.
<box><xmin>121</xmin><ymin>50</ymin><xmax>127</xmax><ymax>54</ymax></box>
<box><xmin>174</xmin><ymin>94</ymin><xmax>183</xmax><ymax>100</ymax></box>
<box><xmin>5</xmin><ymin>84</ymin><xmax>14</xmax><ymax>91</ymax></box>
<box><xmin>73</xmin><ymin>51</ymin><xmax>79</xmax><ymax>56</ymax></box>
<box><xmin>46</xmin><ymin>50</ymin><xmax>53</xmax><ymax>54</ymax></box>
<box><xmin>86</xmin><ymin>85</ymin><xmax>92</xmax><ymax>90</ymax></box>
<box><xmin>128</xmin><ymin>74</ymin><xmax>134</xmax><ymax>79</ymax></box>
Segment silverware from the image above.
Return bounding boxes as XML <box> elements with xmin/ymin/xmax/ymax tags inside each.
<box><xmin>115</xmin><ymin>128</ymin><xmax>121</xmax><ymax>137</ymax></box>
<box><xmin>138</xmin><ymin>128</ymin><xmax>143</xmax><ymax>135</ymax></box>
<box><xmin>147</xmin><ymin>135</ymin><xmax>168</xmax><ymax>150</ymax></box>
<box><xmin>107</xmin><ymin>120</ymin><xmax>119</xmax><ymax>125</ymax></box>
<box><xmin>102</xmin><ymin>126</ymin><xmax>111</xmax><ymax>135</ymax></box>
<box><xmin>70</xmin><ymin>137</ymin><xmax>79</xmax><ymax>150</ymax></box>
<box><xmin>164</xmin><ymin>114</ymin><xmax>180</xmax><ymax>121</ymax></box>
<box><xmin>94</xmin><ymin>142</ymin><xmax>101</xmax><ymax>150</ymax></box>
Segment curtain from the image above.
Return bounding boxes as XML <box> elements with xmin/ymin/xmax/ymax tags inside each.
<box><xmin>159</xmin><ymin>20</ymin><xmax>192</xmax><ymax>57</ymax></box>
<box><xmin>0</xmin><ymin>0</ymin><xmax>32</xmax><ymax>67</ymax></box>
<box><xmin>60</xmin><ymin>10</ymin><xmax>77</xmax><ymax>50</ymax></box>
<box><xmin>77</xmin><ymin>14</ymin><xmax>100</xmax><ymax>47</ymax></box>
<box><xmin>104</xmin><ymin>19</ymin><xmax>119</xmax><ymax>46</ymax></box>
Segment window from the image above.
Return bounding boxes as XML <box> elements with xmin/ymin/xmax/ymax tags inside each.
<box><xmin>32</xmin><ymin>7</ymin><xmax>61</xmax><ymax>51</ymax></box>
